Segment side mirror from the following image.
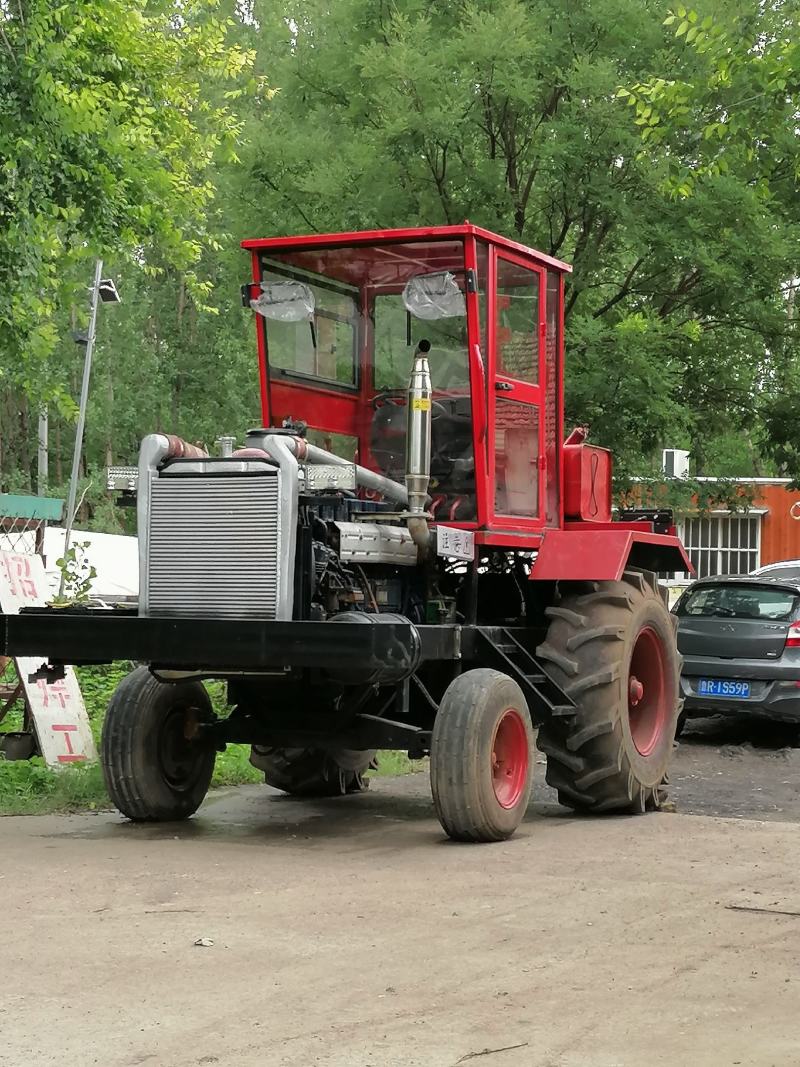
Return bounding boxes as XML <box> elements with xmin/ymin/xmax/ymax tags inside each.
<box><xmin>403</xmin><ymin>271</ymin><xmax>465</xmax><ymax>320</ymax></box>
<box><xmin>250</xmin><ymin>280</ymin><xmax>315</xmax><ymax>322</ymax></box>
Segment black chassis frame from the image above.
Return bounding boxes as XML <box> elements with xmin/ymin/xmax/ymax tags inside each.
<box><xmin>1</xmin><ymin>607</ymin><xmax>574</xmax><ymax>757</ymax></box>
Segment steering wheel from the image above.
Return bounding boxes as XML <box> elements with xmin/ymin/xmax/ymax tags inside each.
<box><xmin>371</xmin><ymin>389</ymin><xmax>448</xmax><ymax>420</ymax></box>
<box><xmin>371</xmin><ymin>389</ymin><xmax>405</xmax><ymax>409</ymax></box>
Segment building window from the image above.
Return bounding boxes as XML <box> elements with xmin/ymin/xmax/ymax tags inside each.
<box><xmin>679</xmin><ymin>514</ymin><xmax>761</xmax><ymax>578</ymax></box>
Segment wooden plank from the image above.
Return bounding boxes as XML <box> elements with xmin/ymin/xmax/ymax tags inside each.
<box><xmin>0</xmin><ymin>551</ymin><xmax>97</xmax><ymax>767</ymax></box>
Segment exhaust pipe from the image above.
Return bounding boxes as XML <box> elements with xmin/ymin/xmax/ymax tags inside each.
<box><xmin>405</xmin><ymin>339</ymin><xmax>432</xmax><ymax>558</ymax></box>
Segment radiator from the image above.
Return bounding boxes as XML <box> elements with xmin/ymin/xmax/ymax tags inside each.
<box><xmin>145</xmin><ymin>471</ymin><xmax>283</xmax><ymax>620</ymax></box>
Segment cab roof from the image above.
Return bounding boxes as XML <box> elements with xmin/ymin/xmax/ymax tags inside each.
<box><xmin>241</xmin><ymin>224</ymin><xmax>572</xmax><ymax>275</ymax></box>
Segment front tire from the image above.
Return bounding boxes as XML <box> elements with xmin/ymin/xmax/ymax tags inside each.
<box><xmin>430</xmin><ymin>668</ymin><xmax>534</xmax><ymax>842</ymax></box>
<box><xmin>101</xmin><ymin>667</ymin><xmax>216</xmax><ymax>821</ymax></box>
<box><xmin>536</xmin><ymin>569</ymin><xmax>680</xmax><ymax>813</ymax></box>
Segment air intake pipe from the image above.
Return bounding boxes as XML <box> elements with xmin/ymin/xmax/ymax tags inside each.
<box><xmin>405</xmin><ymin>339</ymin><xmax>432</xmax><ymax>558</ymax></box>
<box><xmin>244</xmin><ymin>431</ymin><xmax>408</xmax><ymax>505</ymax></box>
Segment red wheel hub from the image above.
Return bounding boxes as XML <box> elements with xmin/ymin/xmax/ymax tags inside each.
<box><xmin>491</xmin><ymin>708</ymin><xmax>529</xmax><ymax>808</ymax></box>
<box><xmin>628</xmin><ymin>626</ymin><xmax>669</xmax><ymax>756</ymax></box>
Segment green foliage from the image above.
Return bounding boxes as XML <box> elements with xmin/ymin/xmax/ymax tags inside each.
<box><xmin>0</xmin><ymin>756</ymin><xmax>108</xmax><ymax>816</ymax></box>
<box><xmin>237</xmin><ymin>0</ymin><xmax>798</xmax><ymax>487</ymax></box>
<box><xmin>627</xmin><ymin>3</ymin><xmax>800</xmax><ymax>194</ymax></box>
<box><xmin>76</xmin><ymin>662</ymin><xmax>133</xmax><ymax>741</ymax></box>
<box><xmin>51</xmin><ymin>541</ymin><xmax>96</xmax><ymax>605</ymax></box>
<box><xmin>618</xmin><ymin>475</ymin><xmax>757</xmax><ymax>516</ymax></box>
<box><xmin>0</xmin><ymin>0</ymin><xmax>259</xmax><ymax>410</ymax></box>
<box><xmin>369</xmin><ymin>751</ymin><xmax>427</xmax><ymax>777</ymax></box>
<box><xmin>211</xmin><ymin>744</ymin><xmax>264</xmax><ymax>788</ymax></box>
<box><xmin>80</xmin><ymin>255</ymin><xmax>262</xmax><ymax>464</ymax></box>
<box><xmin>760</xmin><ymin>360</ymin><xmax>800</xmax><ymax>486</ymax></box>
<box><xmin>1</xmin><ymin>0</ymin><xmax>797</xmax><ymax>507</ymax></box>
<box><xmin>622</xmin><ymin>1</ymin><xmax>800</xmax><ymax>483</ymax></box>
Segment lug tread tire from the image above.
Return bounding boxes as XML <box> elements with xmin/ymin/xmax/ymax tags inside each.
<box><xmin>253</xmin><ymin>747</ymin><xmax>373</xmax><ymax>797</ymax></box>
<box><xmin>101</xmin><ymin>667</ymin><xmax>216</xmax><ymax>822</ymax></box>
<box><xmin>430</xmin><ymin>668</ymin><xmax>534</xmax><ymax>843</ymax></box>
<box><xmin>536</xmin><ymin>569</ymin><xmax>681</xmax><ymax>814</ymax></box>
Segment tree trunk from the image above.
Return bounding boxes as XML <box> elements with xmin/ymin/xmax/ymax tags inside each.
<box><xmin>18</xmin><ymin>394</ymin><xmax>33</xmax><ymax>492</ymax></box>
<box><xmin>55</xmin><ymin>417</ymin><xmax>63</xmax><ymax>486</ymax></box>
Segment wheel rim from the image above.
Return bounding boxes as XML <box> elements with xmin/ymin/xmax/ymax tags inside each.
<box><xmin>628</xmin><ymin>626</ymin><xmax>669</xmax><ymax>757</ymax></box>
<box><xmin>491</xmin><ymin>708</ymin><xmax>529</xmax><ymax>809</ymax></box>
<box><xmin>158</xmin><ymin>705</ymin><xmax>206</xmax><ymax>792</ymax></box>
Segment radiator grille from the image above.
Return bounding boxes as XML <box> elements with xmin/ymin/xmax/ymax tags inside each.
<box><xmin>147</xmin><ymin>473</ymin><xmax>281</xmax><ymax>619</ymax></box>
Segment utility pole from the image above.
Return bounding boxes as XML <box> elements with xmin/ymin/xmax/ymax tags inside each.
<box><xmin>37</xmin><ymin>408</ymin><xmax>48</xmax><ymax>494</ymax></box>
<box><xmin>60</xmin><ymin>259</ymin><xmax>103</xmax><ymax>595</ymax></box>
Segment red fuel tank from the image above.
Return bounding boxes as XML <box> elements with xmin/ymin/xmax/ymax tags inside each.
<box><xmin>563</xmin><ymin>441</ymin><xmax>613</xmax><ymax>523</ymax></box>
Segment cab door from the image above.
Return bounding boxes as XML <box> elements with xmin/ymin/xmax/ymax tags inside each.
<box><xmin>489</xmin><ymin>251</ymin><xmax>546</xmax><ymax>528</ymax></box>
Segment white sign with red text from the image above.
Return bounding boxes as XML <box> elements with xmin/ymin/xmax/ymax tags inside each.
<box><xmin>0</xmin><ymin>551</ymin><xmax>97</xmax><ymax>767</ymax></box>
<box><xmin>436</xmin><ymin>525</ymin><xmax>475</xmax><ymax>562</ymax></box>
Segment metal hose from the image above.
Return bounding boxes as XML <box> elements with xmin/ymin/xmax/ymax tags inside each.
<box><xmin>244</xmin><ymin>431</ymin><xmax>409</xmax><ymax>507</ymax></box>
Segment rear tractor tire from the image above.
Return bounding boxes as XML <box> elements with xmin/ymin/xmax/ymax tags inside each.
<box><xmin>536</xmin><ymin>569</ymin><xmax>680</xmax><ymax>814</ymax></box>
<box><xmin>251</xmin><ymin>746</ymin><xmax>375</xmax><ymax>797</ymax></box>
<box><xmin>101</xmin><ymin>667</ymin><xmax>217</xmax><ymax>822</ymax></box>
<box><xmin>430</xmin><ymin>668</ymin><xmax>534</xmax><ymax>842</ymax></box>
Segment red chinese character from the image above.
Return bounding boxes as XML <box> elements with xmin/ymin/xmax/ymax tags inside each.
<box><xmin>4</xmin><ymin>555</ymin><xmax>37</xmax><ymax>600</ymax></box>
<box><xmin>36</xmin><ymin>677</ymin><xmax>71</xmax><ymax>709</ymax></box>
<box><xmin>53</xmin><ymin>724</ymin><xmax>84</xmax><ymax>763</ymax></box>
<box><xmin>3</xmin><ymin>557</ymin><xmax>19</xmax><ymax>598</ymax></box>
<box><xmin>11</xmin><ymin>555</ymin><xmax>37</xmax><ymax>600</ymax></box>
<box><xmin>11</xmin><ymin>555</ymin><xmax>30</xmax><ymax>578</ymax></box>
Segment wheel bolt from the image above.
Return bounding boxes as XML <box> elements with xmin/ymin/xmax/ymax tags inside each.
<box><xmin>629</xmin><ymin>676</ymin><xmax>644</xmax><ymax>705</ymax></box>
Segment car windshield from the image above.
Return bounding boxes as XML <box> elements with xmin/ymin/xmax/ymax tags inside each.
<box><xmin>677</xmin><ymin>583</ymin><xmax>799</xmax><ymax>621</ymax></box>
<box><xmin>756</xmin><ymin>566</ymin><xmax>800</xmax><ymax>581</ymax></box>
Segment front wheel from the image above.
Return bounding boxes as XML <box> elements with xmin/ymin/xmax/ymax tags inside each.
<box><xmin>101</xmin><ymin>667</ymin><xmax>216</xmax><ymax>821</ymax></box>
<box><xmin>536</xmin><ymin>568</ymin><xmax>680</xmax><ymax>813</ymax></box>
<box><xmin>430</xmin><ymin>669</ymin><xmax>534</xmax><ymax>842</ymax></box>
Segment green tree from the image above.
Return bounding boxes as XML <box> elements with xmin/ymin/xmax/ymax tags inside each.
<box><xmin>0</xmin><ymin>0</ymin><xmax>256</xmax><ymax>418</ymax></box>
<box><xmin>626</xmin><ymin>2</ymin><xmax>800</xmax><ymax>480</ymax></box>
<box><xmin>240</xmin><ymin>0</ymin><xmax>798</xmax><ymax>484</ymax></box>
<box><xmin>625</xmin><ymin>2</ymin><xmax>800</xmax><ymax>194</ymax></box>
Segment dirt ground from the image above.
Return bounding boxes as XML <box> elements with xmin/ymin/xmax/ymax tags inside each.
<box><xmin>2</xmin><ymin>716</ymin><xmax>799</xmax><ymax>1067</ymax></box>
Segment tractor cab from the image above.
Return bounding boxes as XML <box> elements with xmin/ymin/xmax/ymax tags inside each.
<box><xmin>243</xmin><ymin>225</ymin><xmax>569</xmax><ymax>541</ymax></box>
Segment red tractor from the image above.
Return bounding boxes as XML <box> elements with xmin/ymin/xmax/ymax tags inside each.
<box><xmin>2</xmin><ymin>225</ymin><xmax>690</xmax><ymax>841</ymax></box>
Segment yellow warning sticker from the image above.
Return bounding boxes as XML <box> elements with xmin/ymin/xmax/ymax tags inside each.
<box><xmin>411</xmin><ymin>397</ymin><xmax>431</xmax><ymax>411</ymax></box>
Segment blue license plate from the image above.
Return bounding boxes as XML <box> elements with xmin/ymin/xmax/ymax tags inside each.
<box><xmin>697</xmin><ymin>679</ymin><xmax>751</xmax><ymax>698</ymax></box>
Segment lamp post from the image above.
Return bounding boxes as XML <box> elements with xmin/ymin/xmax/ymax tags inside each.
<box><xmin>60</xmin><ymin>259</ymin><xmax>120</xmax><ymax>595</ymax></box>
